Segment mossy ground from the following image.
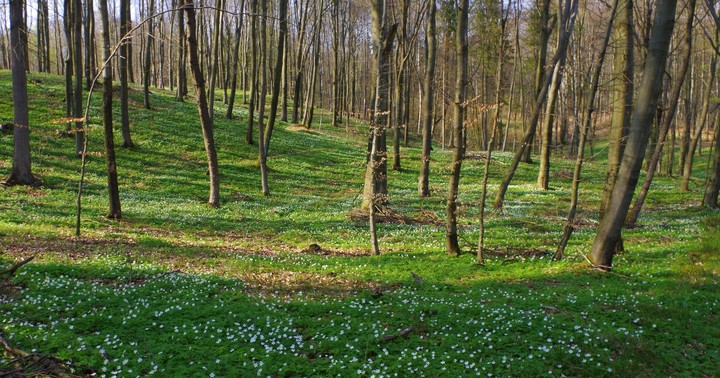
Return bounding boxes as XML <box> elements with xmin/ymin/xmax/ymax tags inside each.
<box><xmin>1</xmin><ymin>71</ymin><xmax>718</xmax><ymax>376</ymax></box>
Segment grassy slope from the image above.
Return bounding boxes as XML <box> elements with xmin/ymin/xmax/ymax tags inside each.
<box><xmin>1</xmin><ymin>70</ymin><xmax>718</xmax><ymax>377</ymax></box>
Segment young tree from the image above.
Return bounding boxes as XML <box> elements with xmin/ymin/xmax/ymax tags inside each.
<box><xmin>4</xmin><ymin>0</ymin><xmax>38</xmax><ymax>186</ymax></box>
<box><xmin>99</xmin><ymin>0</ymin><xmax>121</xmax><ymax>218</ymax></box>
<box><xmin>144</xmin><ymin>0</ymin><xmax>156</xmax><ymax>109</ymax></box>
<box><xmin>225</xmin><ymin>0</ymin><xmax>245</xmax><ymax>119</ymax></box>
<box><xmin>176</xmin><ymin>0</ymin><xmax>188</xmax><ymax>101</ymax></box>
<box><xmin>418</xmin><ymin>0</ymin><xmax>436</xmax><ymax>197</ymax></box>
<box><xmin>264</xmin><ymin>0</ymin><xmax>288</xmax><ymax>153</ymax></box>
<box><xmin>445</xmin><ymin>0</ymin><xmax>469</xmax><ymax>256</ymax></box>
<box><xmin>184</xmin><ymin>0</ymin><xmax>221</xmax><ymax>207</ymax></box>
<box><xmin>72</xmin><ymin>0</ymin><xmax>84</xmax><ymax>155</ymax></box>
<box><xmin>590</xmin><ymin>0</ymin><xmax>678</xmax><ymax>270</ymax></box>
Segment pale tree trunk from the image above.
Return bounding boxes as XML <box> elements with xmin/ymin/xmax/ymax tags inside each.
<box><xmin>556</xmin><ymin>0</ymin><xmax>618</xmax><ymax>259</ymax></box>
<box><xmin>4</xmin><ymin>0</ymin><xmax>37</xmax><ymax>186</ymax></box>
<box><xmin>184</xmin><ymin>0</ymin><xmax>220</xmax><ymax>207</ymax></box>
<box><xmin>292</xmin><ymin>0</ymin><xmax>310</xmax><ymax>124</ymax></box>
<box><xmin>225</xmin><ymin>0</ymin><xmax>245</xmax><ymax>119</ymax></box>
<box><xmin>263</xmin><ymin>0</ymin><xmax>288</xmax><ymax>154</ymax></box>
<box><xmin>392</xmin><ymin>0</ymin><xmax>409</xmax><ymax>171</ymax></box>
<box><xmin>446</xmin><ymin>0</ymin><xmax>469</xmax><ymax>256</ymax></box>
<box><xmin>628</xmin><ymin>0</ymin><xmax>696</xmax><ymax>225</ymax></box>
<box><xmin>119</xmin><ymin>0</ymin><xmax>134</xmax><ymax>147</ymax></box>
<box><xmin>143</xmin><ymin>0</ymin><xmax>155</xmax><ymax>109</ymax></box>
<box><xmin>302</xmin><ymin>4</ymin><xmax>323</xmax><ymax>129</ymax></box>
<box><xmin>418</xmin><ymin>1</ymin><xmax>436</xmax><ymax>197</ymax></box>
<box><xmin>331</xmin><ymin>0</ymin><xmax>341</xmax><ymax>127</ymax></box>
<box><xmin>590</xmin><ymin>0</ymin><xmax>677</xmax><ymax>270</ymax></box>
<box><xmin>493</xmin><ymin>0</ymin><xmax>578</xmax><ymax>210</ymax></box>
<box><xmin>99</xmin><ymin>0</ymin><xmax>121</xmax><ymax>218</ymax></box>
<box><xmin>478</xmin><ymin>0</ymin><xmax>511</xmax><ymax>263</ymax></box>
<box><xmin>600</xmin><ymin>0</ymin><xmax>633</xmax><ymax>220</ymax></box>
<box><xmin>704</xmin><ymin>110</ymin><xmax>720</xmax><ymax>208</ymax></box>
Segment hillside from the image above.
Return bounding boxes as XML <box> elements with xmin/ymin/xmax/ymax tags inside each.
<box><xmin>1</xmin><ymin>71</ymin><xmax>718</xmax><ymax>376</ymax></box>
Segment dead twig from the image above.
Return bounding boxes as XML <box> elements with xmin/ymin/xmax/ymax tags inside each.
<box><xmin>381</xmin><ymin>326</ymin><xmax>414</xmax><ymax>342</ymax></box>
<box><xmin>0</xmin><ymin>256</ymin><xmax>34</xmax><ymax>278</ymax></box>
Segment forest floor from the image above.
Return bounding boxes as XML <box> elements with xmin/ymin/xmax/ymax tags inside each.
<box><xmin>1</xmin><ymin>70</ymin><xmax>719</xmax><ymax>377</ymax></box>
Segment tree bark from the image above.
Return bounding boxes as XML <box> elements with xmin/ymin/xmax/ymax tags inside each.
<box><xmin>600</xmin><ymin>0</ymin><xmax>634</xmax><ymax>220</ymax></box>
<box><xmin>246</xmin><ymin>0</ymin><xmax>258</xmax><ymax>145</ymax></box>
<box><xmin>184</xmin><ymin>0</ymin><xmax>221</xmax><ymax>207</ymax></box>
<box><xmin>72</xmin><ymin>0</ymin><xmax>83</xmax><ymax>155</ymax></box>
<box><xmin>590</xmin><ymin>0</ymin><xmax>678</xmax><ymax>270</ymax></box>
<box><xmin>225</xmin><ymin>0</ymin><xmax>245</xmax><ymax>119</ymax></box>
<box><xmin>99</xmin><ymin>0</ymin><xmax>121</xmax><ymax>218</ymax></box>
<box><xmin>143</xmin><ymin>0</ymin><xmax>156</xmax><ymax>109</ymax></box>
<box><xmin>446</xmin><ymin>0</ymin><xmax>469</xmax><ymax>256</ymax></box>
<box><xmin>257</xmin><ymin>0</ymin><xmax>270</xmax><ymax>195</ymax></box>
<box><xmin>176</xmin><ymin>0</ymin><xmax>187</xmax><ymax>101</ymax></box>
<box><xmin>263</xmin><ymin>0</ymin><xmax>287</xmax><ymax>154</ymax></box>
<box><xmin>418</xmin><ymin>1</ymin><xmax>436</xmax><ymax>197</ymax></box>
<box><xmin>703</xmin><ymin>110</ymin><xmax>720</xmax><ymax>208</ymax></box>
<box><xmin>119</xmin><ymin>0</ymin><xmax>134</xmax><ymax>147</ymax></box>
<box><xmin>4</xmin><ymin>0</ymin><xmax>37</xmax><ymax>186</ymax></box>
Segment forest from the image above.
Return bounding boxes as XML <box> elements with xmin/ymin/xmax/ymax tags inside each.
<box><xmin>1</xmin><ymin>0</ymin><xmax>719</xmax><ymax>376</ymax></box>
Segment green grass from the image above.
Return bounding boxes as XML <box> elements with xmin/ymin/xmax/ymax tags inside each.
<box><xmin>1</xmin><ymin>70</ymin><xmax>718</xmax><ymax>376</ymax></box>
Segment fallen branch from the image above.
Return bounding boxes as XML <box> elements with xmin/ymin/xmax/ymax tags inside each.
<box><xmin>0</xmin><ymin>256</ymin><xmax>34</xmax><ymax>278</ymax></box>
<box><xmin>0</xmin><ymin>332</ymin><xmax>29</xmax><ymax>358</ymax></box>
<box><xmin>381</xmin><ymin>326</ymin><xmax>414</xmax><ymax>342</ymax></box>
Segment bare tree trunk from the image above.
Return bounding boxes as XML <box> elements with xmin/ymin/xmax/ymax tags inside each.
<box><xmin>264</xmin><ymin>0</ymin><xmax>288</xmax><ymax>154</ymax></box>
<box><xmin>176</xmin><ymin>0</ymin><xmax>187</xmax><ymax>101</ymax></box>
<box><xmin>184</xmin><ymin>0</ymin><xmax>220</xmax><ymax>207</ymax></box>
<box><xmin>478</xmin><ymin>0</ymin><xmax>511</xmax><ymax>263</ymax></box>
<box><xmin>143</xmin><ymin>0</ymin><xmax>156</xmax><ymax>109</ymax></box>
<box><xmin>246</xmin><ymin>0</ymin><xmax>258</xmax><ymax>145</ymax></box>
<box><xmin>4</xmin><ymin>0</ymin><xmax>37</xmax><ymax>186</ymax></box>
<box><xmin>72</xmin><ymin>0</ymin><xmax>83</xmax><ymax>155</ymax></box>
<box><xmin>418</xmin><ymin>1</ymin><xmax>436</xmax><ymax>198</ymax></box>
<box><xmin>119</xmin><ymin>0</ymin><xmax>134</xmax><ymax>147</ymax></box>
<box><xmin>99</xmin><ymin>0</ymin><xmax>121</xmax><ymax>218</ymax></box>
<box><xmin>629</xmin><ymin>0</ymin><xmax>696</xmax><ymax>225</ymax></box>
<box><xmin>225</xmin><ymin>0</ymin><xmax>245</xmax><ymax>119</ymax></box>
<box><xmin>446</xmin><ymin>0</ymin><xmax>469</xmax><ymax>256</ymax></box>
<box><xmin>600</xmin><ymin>0</ymin><xmax>633</xmax><ymax>220</ymax></box>
<box><xmin>257</xmin><ymin>0</ymin><xmax>270</xmax><ymax>195</ymax></box>
<box><xmin>208</xmin><ymin>0</ymin><xmax>224</xmax><ymax>124</ymax></box>
<box><xmin>590</xmin><ymin>0</ymin><xmax>677</xmax><ymax>270</ymax></box>
<box><xmin>523</xmin><ymin>0</ymin><xmax>552</xmax><ymax>164</ymax></box>
<box><xmin>556</xmin><ymin>0</ymin><xmax>618</xmax><ymax>259</ymax></box>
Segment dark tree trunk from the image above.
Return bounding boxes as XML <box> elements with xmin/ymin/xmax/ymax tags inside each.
<box><xmin>143</xmin><ymin>0</ymin><xmax>156</xmax><ymax>109</ymax></box>
<box><xmin>704</xmin><ymin>111</ymin><xmax>720</xmax><ymax>208</ymax></box>
<box><xmin>225</xmin><ymin>0</ymin><xmax>245</xmax><ymax>119</ymax></box>
<box><xmin>246</xmin><ymin>0</ymin><xmax>258</xmax><ymax>145</ymax></box>
<box><xmin>99</xmin><ymin>0</ymin><xmax>121</xmax><ymax>218</ymax></box>
<box><xmin>446</xmin><ymin>0</ymin><xmax>469</xmax><ymax>256</ymax></box>
<box><xmin>263</xmin><ymin>0</ymin><xmax>288</xmax><ymax>154</ymax></box>
<box><xmin>72</xmin><ymin>0</ymin><xmax>83</xmax><ymax>155</ymax></box>
<box><xmin>176</xmin><ymin>0</ymin><xmax>187</xmax><ymax>101</ymax></box>
<box><xmin>119</xmin><ymin>0</ymin><xmax>134</xmax><ymax>147</ymax></box>
<box><xmin>4</xmin><ymin>0</ymin><xmax>37</xmax><ymax>186</ymax></box>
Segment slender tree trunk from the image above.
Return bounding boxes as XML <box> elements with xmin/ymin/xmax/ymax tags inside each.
<box><xmin>184</xmin><ymin>0</ymin><xmax>220</xmax><ymax>207</ymax></box>
<box><xmin>478</xmin><ymin>0</ymin><xmax>511</xmax><ymax>263</ymax></box>
<box><xmin>246</xmin><ymin>0</ymin><xmax>258</xmax><ymax>145</ymax></box>
<box><xmin>523</xmin><ymin>0</ymin><xmax>552</xmax><ymax>163</ymax></box>
<box><xmin>99</xmin><ymin>0</ymin><xmax>121</xmax><ymax>218</ymax></box>
<box><xmin>257</xmin><ymin>0</ymin><xmax>269</xmax><ymax>195</ymax></box>
<box><xmin>556</xmin><ymin>0</ymin><xmax>618</xmax><ymax>259</ymax></box>
<box><xmin>418</xmin><ymin>1</ymin><xmax>436</xmax><ymax>198</ymax></box>
<box><xmin>446</xmin><ymin>0</ymin><xmax>469</xmax><ymax>256</ymax></box>
<box><xmin>143</xmin><ymin>0</ymin><xmax>155</xmax><ymax>109</ymax></box>
<box><xmin>208</xmin><ymin>0</ymin><xmax>224</xmax><ymax>124</ymax></box>
<box><xmin>4</xmin><ymin>0</ymin><xmax>37</xmax><ymax>186</ymax></box>
<box><xmin>119</xmin><ymin>0</ymin><xmax>134</xmax><ymax>147</ymax></box>
<box><xmin>590</xmin><ymin>0</ymin><xmax>677</xmax><ymax>270</ymax></box>
<box><xmin>263</xmin><ymin>0</ymin><xmax>287</xmax><ymax>154</ymax></box>
<box><xmin>72</xmin><ymin>0</ymin><xmax>83</xmax><ymax>155</ymax></box>
<box><xmin>629</xmin><ymin>0</ymin><xmax>696</xmax><ymax>225</ymax></box>
<box><xmin>225</xmin><ymin>0</ymin><xmax>245</xmax><ymax>119</ymax></box>
<box><xmin>302</xmin><ymin>4</ymin><xmax>323</xmax><ymax>129</ymax></box>
<box><xmin>176</xmin><ymin>0</ymin><xmax>187</xmax><ymax>100</ymax></box>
